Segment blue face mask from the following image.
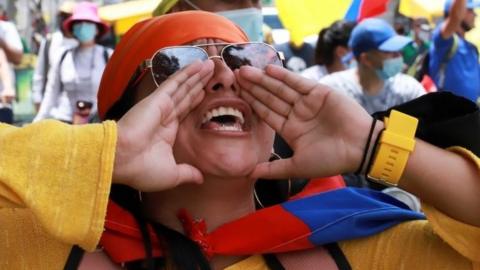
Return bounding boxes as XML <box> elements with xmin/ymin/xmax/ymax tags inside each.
<box><xmin>340</xmin><ymin>51</ymin><xmax>357</xmax><ymax>69</ymax></box>
<box><xmin>216</xmin><ymin>8</ymin><xmax>264</xmax><ymax>42</ymax></box>
<box><xmin>375</xmin><ymin>57</ymin><xmax>404</xmax><ymax>80</ymax></box>
<box><xmin>181</xmin><ymin>0</ymin><xmax>263</xmax><ymax>42</ymax></box>
<box><xmin>73</xmin><ymin>22</ymin><xmax>97</xmax><ymax>43</ymax></box>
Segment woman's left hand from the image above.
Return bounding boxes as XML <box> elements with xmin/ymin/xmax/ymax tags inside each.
<box><xmin>236</xmin><ymin>65</ymin><xmax>375</xmax><ymax>180</ymax></box>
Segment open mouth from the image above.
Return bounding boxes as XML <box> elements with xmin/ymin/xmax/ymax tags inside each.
<box><xmin>201</xmin><ymin>106</ymin><xmax>245</xmax><ymax>132</ymax></box>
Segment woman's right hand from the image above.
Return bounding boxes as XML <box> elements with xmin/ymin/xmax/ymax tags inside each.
<box><xmin>114</xmin><ymin>60</ymin><xmax>214</xmax><ymax>191</ymax></box>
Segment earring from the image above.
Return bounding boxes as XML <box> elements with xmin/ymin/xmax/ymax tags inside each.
<box><xmin>254</xmin><ymin>189</ymin><xmax>265</xmax><ymax>209</ymax></box>
<box><xmin>271</xmin><ymin>151</ymin><xmax>293</xmax><ymax>198</ymax></box>
<box><xmin>138</xmin><ymin>191</ymin><xmax>143</xmax><ymax>202</ymax></box>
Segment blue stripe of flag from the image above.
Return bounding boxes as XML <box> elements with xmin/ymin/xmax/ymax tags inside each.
<box><xmin>345</xmin><ymin>0</ymin><xmax>362</xmax><ymax>21</ymax></box>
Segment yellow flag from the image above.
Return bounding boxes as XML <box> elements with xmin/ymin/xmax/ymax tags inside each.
<box><xmin>275</xmin><ymin>0</ymin><xmax>352</xmax><ymax>46</ymax></box>
<box><xmin>398</xmin><ymin>0</ymin><xmax>444</xmax><ymax>22</ymax></box>
<box><xmin>99</xmin><ymin>0</ymin><xmax>161</xmax><ymax>36</ymax></box>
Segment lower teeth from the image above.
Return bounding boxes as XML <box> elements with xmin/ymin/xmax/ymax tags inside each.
<box><xmin>214</xmin><ymin>125</ymin><xmax>242</xmax><ymax>131</ymax></box>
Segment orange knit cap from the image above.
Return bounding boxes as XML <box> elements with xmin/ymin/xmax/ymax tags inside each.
<box><xmin>97</xmin><ymin>11</ymin><xmax>249</xmax><ymax>119</ymax></box>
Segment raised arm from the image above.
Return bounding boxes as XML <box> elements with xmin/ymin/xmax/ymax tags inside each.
<box><xmin>237</xmin><ymin>64</ymin><xmax>480</xmax><ymax>226</ymax></box>
<box><xmin>441</xmin><ymin>0</ymin><xmax>466</xmax><ymax>39</ymax></box>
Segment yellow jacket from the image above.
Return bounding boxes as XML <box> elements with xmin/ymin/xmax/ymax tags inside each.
<box><xmin>0</xmin><ymin>121</ymin><xmax>479</xmax><ymax>269</ymax></box>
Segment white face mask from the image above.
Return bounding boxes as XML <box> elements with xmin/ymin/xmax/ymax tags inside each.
<box><xmin>182</xmin><ymin>0</ymin><xmax>264</xmax><ymax>42</ymax></box>
<box><xmin>417</xmin><ymin>30</ymin><xmax>431</xmax><ymax>43</ymax></box>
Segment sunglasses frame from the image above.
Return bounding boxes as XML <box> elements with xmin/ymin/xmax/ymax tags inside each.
<box><xmin>131</xmin><ymin>42</ymin><xmax>285</xmax><ymax>88</ymax></box>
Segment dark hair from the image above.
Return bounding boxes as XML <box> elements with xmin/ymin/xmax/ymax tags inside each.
<box><xmin>315</xmin><ymin>20</ymin><xmax>356</xmax><ymax>66</ymax></box>
<box><xmin>109</xmin><ymin>185</ymin><xmax>211</xmax><ymax>270</ymax></box>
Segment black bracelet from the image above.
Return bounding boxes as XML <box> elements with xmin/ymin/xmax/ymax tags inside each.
<box><xmin>364</xmin><ymin>127</ymin><xmax>386</xmax><ymax>179</ymax></box>
<box><xmin>355</xmin><ymin>118</ymin><xmax>378</xmax><ymax>175</ymax></box>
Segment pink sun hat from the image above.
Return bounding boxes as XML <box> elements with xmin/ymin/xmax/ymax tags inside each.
<box><xmin>63</xmin><ymin>1</ymin><xmax>109</xmax><ymax>37</ymax></box>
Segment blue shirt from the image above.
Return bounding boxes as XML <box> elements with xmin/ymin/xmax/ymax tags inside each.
<box><xmin>429</xmin><ymin>24</ymin><xmax>480</xmax><ymax>102</ymax></box>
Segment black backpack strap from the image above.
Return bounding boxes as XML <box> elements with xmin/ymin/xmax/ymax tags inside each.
<box><xmin>63</xmin><ymin>245</ymin><xmax>85</xmax><ymax>270</ymax></box>
<box><xmin>58</xmin><ymin>48</ymin><xmax>71</xmax><ymax>68</ymax></box>
<box><xmin>41</xmin><ymin>34</ymin><xmax>52</xmax><ymax>95</ymax></box>
<box><xmin>324</xmin><ymin>243</ymin><xmax>352</xmax><ymax>270</ymax></box>
<box><xmin>103</xmin><ymin>47</ymin><xmax>110</xmax><ymax>65</ymax></box>
<box><xmin>414</xmin><ymin>51</ymin><xmax>429</xmax><ymax>81</ymax></box>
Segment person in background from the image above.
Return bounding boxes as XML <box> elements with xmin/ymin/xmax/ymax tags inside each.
<box><xmin>429</xmin><ymin>0</ymin><xmax>480</xmax><ymax>104</ymax></box>
<box><xmin>320</xmin><ymin>18</ymin><xmax>425</xmax><ymax>190</ymax></box>
<box><xmin>33</xmin><ymin>2</ymin><xmax>111</xmax><ymax>124</ymax></box>
<box><xmin>0</xmin><ymin>5</ymin><xmax>7</xmax><ymax>21</ymax></box>
<box><xmin>320</xmin><ymin>18</ymin><xmax>425</xmax><ymax>115</ymax></box>
<box><xmin>0</xmin><ymin>9</ymin><xmax>22</xmax><ymax>66</ymax></box>
<box><xmin>393</xmin><ymin>14</ymin><xmax>411</xmax><ymax>36</ymax></box>
<box><xmin>403</xmin><ymin>17</ymin><xmax>432</xmax><ymax>77</ymax></box>
<box><xmin>274</xmin><ymin>40</ymin><xmax>315</xmax><ymax>73</ymax></box>
<box><xmin>153</xmin><ymin>0</ymin><xmax>263</xmax><ymax>42</ymax></box>
<box><xmin>0</xmin><ymin>48</ymin><xmax>15</xmax><ymax>105</ymax></box>
<box><xmin>31</xmin><ymin>1</ymin><xmax>78</xmax><ymax>112</ymax></box>
<box><xmin>0</xmin><ymin>10</ymin><xmax>22</xmax><ymax>124</ymax></box>
<box><xmin>301</xmin><ymin>20</ymin><xmax>356</xmax><ymax>81</ymax></box>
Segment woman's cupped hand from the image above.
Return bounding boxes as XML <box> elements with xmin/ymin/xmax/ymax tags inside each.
<box><xmin>236</xmin><ymin>65</ymin><xmax>373</xmax><ymax>180</ymax></box>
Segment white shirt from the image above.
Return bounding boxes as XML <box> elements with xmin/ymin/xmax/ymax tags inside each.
<box><xmin>0</xmin><ymin>21</ymin><xmax>22</xmax><ymax>52</ymax></box>
<box><xmin>34</xmin><ymin>45</ymin><xmax>112</xmax><ymax>122</ymax></box>
<box><xmin>319</xmin><ymin>69</ymin><xmax>426</xmax><ymax>114</ymax></box>
<box><xmin>300</xmin><ymin>65</ymin><xmax>329</xmax><ymax>82</ymax></box>
<box><xmin>32</xmin><ymin>31</ymin><xmax>78</xmax><ymax>103</ymax></box>
<box><xmin>0</xmin><ymin>20</ymin><xmax>22</xmax><ymax>92</ymax></box>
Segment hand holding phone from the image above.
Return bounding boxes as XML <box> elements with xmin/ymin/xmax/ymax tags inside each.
<box><xmin>73</xmin><ymin>100</ymin><xmax>93</xmax><ymax>125</ymax></box>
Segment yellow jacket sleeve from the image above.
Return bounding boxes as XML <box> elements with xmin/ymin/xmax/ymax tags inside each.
<box><xmin>0</xmin><ymin>120</ymin><xmax>116</xmax><ymax>251</ymax></box>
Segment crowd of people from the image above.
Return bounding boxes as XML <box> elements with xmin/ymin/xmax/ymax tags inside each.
<box><xmin>0</xmin><ymin>0</ymin><xmax>479</xmax><ymax>269</ymax></box>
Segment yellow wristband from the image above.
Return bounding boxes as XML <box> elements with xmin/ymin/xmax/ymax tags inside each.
<box><xmin>367</xmin><ymin>110</ymin><xmax>418</xmax><ymax>186</ymax></box>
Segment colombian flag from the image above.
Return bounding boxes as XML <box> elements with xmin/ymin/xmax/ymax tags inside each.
<box><xmin>345</xmin><ymin>0</ymin><xmax>390</xmax><ymax>22</ymax></box>
<box><xmin>101</xmin><ymin>182</ymin><xmax>424</xmax><ymax>262</ymax></box>
<box><xmin>276</xmin><ymin>0</ymin><xmax>390</xmax><ymax>47</ymax></box>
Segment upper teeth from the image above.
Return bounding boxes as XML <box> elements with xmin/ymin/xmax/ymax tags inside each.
<box><xmin>202</xmin><ymin>106</ymin><xmax>245</xmax><ymax>124</ymax></box>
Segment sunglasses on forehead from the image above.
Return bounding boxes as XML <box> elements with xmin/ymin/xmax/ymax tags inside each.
<box><xmin>130</xmin><ymin>42</ymin><xmax>285</xmax><ymax>87</ymax></box>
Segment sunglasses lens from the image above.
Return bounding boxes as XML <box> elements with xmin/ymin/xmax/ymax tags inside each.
<box><xmin>151</xmin><ymin>47</ymin><xmax>207</xmax><ymax>85</ymax></box>
<box><xmin>222</xmin><ymin>43</ymin><xmax>283</xmax><ymax>71</ymax></box>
